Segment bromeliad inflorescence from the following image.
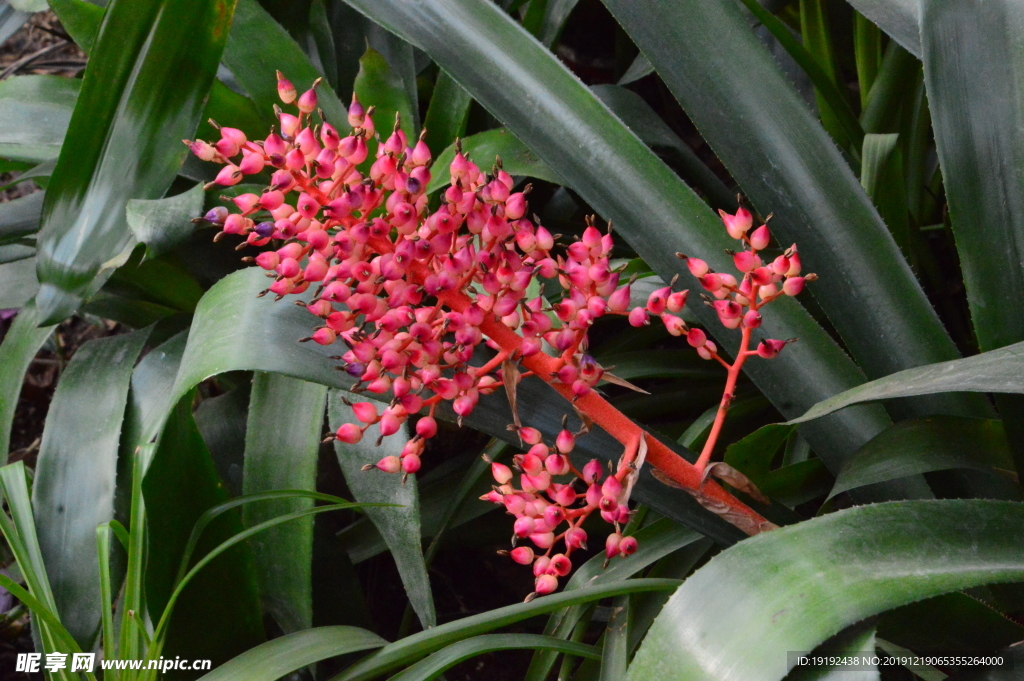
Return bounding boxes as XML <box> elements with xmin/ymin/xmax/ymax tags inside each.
<box><xmin>187</xmin><ymin>72</ymin><xmax>812</xmax><ymax>598</ymax></box>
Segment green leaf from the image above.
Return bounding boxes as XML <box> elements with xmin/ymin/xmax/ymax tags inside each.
<box><xmin>601</xmin><ymin>0</ymin><xmax>982</xmax><ymax>423</ymax></box>
<box><xmin>590</xmin><ymin>84</ymin><xmax>734</xmax><ymax>210</ymax></box>
<box><xmin>845</xmin><ymin>0</ymin><xmax>920</xmax><ymax>57</ymax></box>
<box><xmin>354</xmin><ymin>46</ymin><xmax>417</xmax><ymax>151</ymax></box>
<box><xmin>223</xmin><ymin>0</ymin><xmax>346</xmax><ymax>127</ymax></box>
<box><xmin>332</xmin><ymin>579</ymin><xmax>681</xmax><ymax>681</ymax></box>
<box><xmin>363</xmin><ymin>21</ymin><xmax>420</xmax><ymax>134</ymax></box>
<box><xmin>422</xmin><ymin>72</ymin><xmax>472</xmax><ymax>157</ymax></box>
<box><xmin>879</xmin><ymin>592</ymin><xmax>1024</xmax><ymax>657</ymax></box>
<box><xmin>0</xmin><ymin>303</ymin><xmax>55</xmax><ymax>457</ymax></box>
<box><xmin>0</xmin><ymin>75</ymin><xmax>79</xmax><ymax>163</ymax></box>
<box><xmin>0</xmin><ymin>258</ymin><xmax>39</xmax><ymax>310</ymax></box>
<box><xmin>600</xmin><ymin>596</ymin><xmax>630</xmax><ymax>681</ymax></box>
<box><xmin>336</xmin><ymin>0</ymin><xmax>898</xmax><ymax>475</ymax></box>
<box><xmin>618</xmin><ymin>52</ymin><xmax>653</xmax><ymax>85</ymax></box>
<box><xmin>854</xmin><ymin>13</ymin><xmax>883</xmax><ymax>111</ymax></box>
<box><xmin>920</xmin><ymin>0</ymin><xmax>1024</xmax><ymax>354</ymax></box>
<box><xmin>126</xmin><ymin>183</ymin><xmax>205</xmax><ymax>261</ymax></box>
<box><xmin>0</xmin><ymin>191</ymin><xmax>43</xmax><ymax>246</ymax></box>
<box><xmin>427</xmin><ymin>128</ymin><xmax>561</xmax><ymax>193</ymax></box>
<box><xmin>31</xmin><ymin>328</ymin><xmax>149</xmax><ymax>647</ymax></box>
<box><xmin>627</xmin><ymin>500</ymin><xmax>1024</xmax><ymax>681</ymax></box>
<box><xmin>539</xmin><ymin>0</ymin><xmax>578</xmax><ymax>46</ymax></box>
<box><xmin>0</xmin><ymin>159</ymin><xmax>56</xmax><ymax>194</ymax></box>
<box><xmin>860</xmin><ymin>133</ymin><xmax>911</xmax><ymax>260</ymax></box>
<box><xmin>735</xmin><ymin>0</ymin><xmax>862</xmax><ymax>151</ymax></box>
<box><xmin>788</xmin><ymin>341</ymin><xmax>1024</xmax><ymax>425</ymax></box>
<box><xmin>327</xmin><ymin>390</ymin><xmax>435</xmax><ymax>629</ymax></box>
<box><xmin>0</xmin><ymin>462</ymin><xmax>93</xmax><ymax>681</ymax></box>
<box><xmin>143</xmin><ymin>397</ymin><xmax>265</xmax><ymax>670</ymax></box>
<box><xmin>34</xmin><ymin>0</ymin><xmax>238</xmax><ymax>325</ymax></box>
<box><xmin>195</xmin><ymin>626</ymin><xmax>387</xmax><ymax>681</ymax></box>
<box><xmin>829</xmin><ymin>417</ymin><xmax>1015</xmax><ymax>500</ymax></box>
<box><xmin>243</xmin><ymin>373</ymin><xmax>327</xmax><ymax>634</ymax></box>
<box><xmin>389</xmin><ymin>634</ymin><xmax>600</xmax><ymax>681</ymax></box>
<box><xmin>799</xmin><ymin>0</ymin><xmax>850</xmax><ymax>148</ymax></box>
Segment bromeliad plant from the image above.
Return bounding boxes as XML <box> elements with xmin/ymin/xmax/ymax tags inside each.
<box><xmin>188</xmin><ymin>75</ymin><xmax>815</xmax><ymax>595</ymax></box>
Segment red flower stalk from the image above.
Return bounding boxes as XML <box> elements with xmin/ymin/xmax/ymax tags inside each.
<box><xmin>188</xmin><ymin>73</ymin><xmax>814</xmax><ymax>598</ymax></box>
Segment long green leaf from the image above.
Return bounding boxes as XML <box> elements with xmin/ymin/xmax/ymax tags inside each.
<box><xmin>0</xmin><ymin>191</ymin><xmax>44</xmax><ymax>246</ymax></box>
<box><xmin>0</xmin><ymin>303</ymin><xmax>55</xmax><ymax>458</ymax></box>
<box><xmin>860</xmin><ymin>133</ymin><xmax>911</xmax><ymax>260</ymax></box>
<box><xmin>353</xmin><ymin>46</ymin><xmax>416</xmax><ymax>149</ymax></box>
<box><xmin>32</xmin><ymin>328</ymin><xmax>149</xmax><ymax>647</ymax></box>
<box><xmin>590</xmin><ymin>84</ymin><xmax>734</xmax><ymax>210</ymax></box>
<box><xmin>389</xmin><ymin>634</ymin><xmax>600</xmax><ymax>681</ymax></box>
<box><xmin>243</xmin><ymin>372</ymin><xmax>327</xmax><ymax>634</ymax></box>
<box><xmin>601</xmin><ymin>0</ymin><xmax>980</xmax><ymax>423</ymax></box>
<box><xmin>0</xmin><ymin>75</ymin><xmax>79</xmax><ymax>163</ymax></box>
<box><xmin>338</xmin><ymin>0</ymin><xmax>896</xmax><ymax>476</ymax></box>
<box><xmin>196</xmin><ymin>626</ymin><xmax>386</xmax><ymax>681</ymax></box>
<box><xmin>125</xmin><ymin>182</ymin><xmax>205</xmax><ymax>261</ymax></box>
<box><xmin>829</xmin><ymin>417</ymin><xmax>1015</xmax><ymax>500</ymax></box>
<box><xmin>628</xmin><ymin>500</ymin><xmax>1024</xmax><ymax>681</ymax></box>
<box><xmin>332</xmin><ymin>579</ymin><xmax>681</xmax><ymax>681</ymax></box>
<box><xmin>920</xmin><ymin>0</ymin><xmax>1024</xmax><ymax>354</ymax></box>
<box><xmin>327</xmin><ymin>391</ymin><xmax>435</xmax><ymax>629</ymax></box>
<box><xmin>34</xmin><ymin>0</ymin><xmax>237</xmax><ymax>324</ymax></box>
<box><xmin>422</xmin><ymin>72</ymin><xmax>472</xmax><ymax>157</ymax></box>
<box><xmin>845</xmin><ymin>0</ymin><xmax>920</xmax><ymax>57</ymax></box>
<box><xmin>143</xmin><ymin>397</ymin><xmax>265</xmax><ymax>668</ymax></box>
<box><xmin>0</xmin><ymin>258</ymin><xmax>39</xmax><ymax>310</ymax></box>
<box><xmin>789</xmin><ymin>341</ymin><xmax>1024</xmax><ymax>424</ymax></box>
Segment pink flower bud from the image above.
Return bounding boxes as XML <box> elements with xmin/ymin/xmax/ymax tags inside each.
<box><xmin>533</xmin><ymin>555</ymin><xmax>551</xmax><ymax>576</ymax></box>
<box><xmin>720</xmin><ymin>207</ymin><xmax>753</xmax><ymax>239</ymax></box>
<box><xmin>530</xmin><ymin>532</ymin><xmax>555</xmax><ymax>549</ymax></box>
<box><xmin>312</xmin><ymin>327</ymin><xmax>336</xmax><ymax>345</ymax></box>
<box><xmin>549</xmin><ymin>554</ymin><xmax>572</xmax><ymax>577</ymax></box>
<box><xmin>605</xmin><ymin>533</ymin><xmax>622</xmax><ymax>559</ymax></box>
<box><xmin>666</xmin><ymin>290</ymin><xmax>689</xmax><ymax>313</ymax></box>
<box><xmin>375</xmin><ymin>456</ymin><xmax>401</xmax><ymax>473</ymax></box>
<box><xmin>733</xmin><ymin>250</ymin><xmax>760</xmax><ymax>273</ymax></box>
<box><xmin>521</xmin><ymin>451</ymin><xmax>545</xmax><ymax>475</ymax></box>
<box><xmin>583</xmin><ymin>460</ymin><xmax>603</xmax><ymax>484</ymax></box>
<box><xmin>646</xmin><ymin>286</ymin><xmax>671</xmax><ymax>315</ymax></box>
<box><xmin>214</xmin><ymin>164</ymin><xmax>242</xmax><ymax>186</ymax></box>
<box><xmin>555</xmin><ymin>429</ymin><xmax>575</xmax><ymax>454</ymax></box>
<box><xmin>351</xmin><ymin>402</ymin><xmax>379</xmax><ymax>424</ymax></box>
<box><xmin>276</xmin><ymin>71</ymin><xmax>296</xmax><ymax>103</ymax></box>
<box><xmin>510</xmin><ymin>546</ymin><xmax>534</xmax><ymax>565</ymax></box>
<box><xmin>514</xmin><ymin>516</ymin><xmax>535</xmax><ymax>538</ymax></box>
<box><xmin>518</xmin><ymin>427</ymin><xmax>543</xmax><ymax>445</ymax></box>
<box><xmin>602</xmin><ymin>475</ymin><xmax>622</xmax><ymax>499</ymax></box>
<box><xmin>751</xmin><ymin>267</ymin><xmax>773</xmax><ymax>287</ymax></box>
<box><xmin>686</xmin><ymin>257</ymin><xmax>709</xmax><ymax>277</ymax></box>
<box><xmin>379</xmin><ymin>412</ymin><xmax>402</xmax><ymax>436</ymax></box>
<box><xmin>534</xmin><ymin>573</ymin><xmax>558</xmax><ymax>595</ymax></box>
<box><xmin>492</xmin><ymin>462</ymin><xmax>513</xmax><ymax>484</ymax></box>
<box><xmin>298</xmin><ymin>86</ymin><xmax>318</xmax><ymax>113</ymax></box>
<box><xmin>545</xmin><ymin>454</ymin><xmax>570</xmax><ymax>476</ymax></box>
<box><xmin>554</xmin><ymin>485</ymin><xmax>577</xmax><ymax>507</ymax></box>
<box><xmin>402</xmin><ymin>454</ymin><xmax>421</xmax><ymax>474</ymax></box>
<box><xmin>619</xmin><ymin>536</ymin><xmax>638</xmax><ymax>556</ymax></box>
<box><xmin>743</xmin><ymin>310</ymin><xmax>762</xmax><ymax>328</ymax></box>
<box><xmin>335</xmin><ymin>423</ymin><xmax>363</xmax><ymax>444</ymax></box>
<box><xmin>697</xmin><ymin>340</ymin><xmax>718</xmax><ymax>360</ymax></box>
<box><xmin>628</xmin><ymin>307</ymin><xmax>649</xmax><ymax>327</ymax></box>
<box><xmin>662</xmin><ymin>314</ymin><xmax>686</xmax><ymax>337</ymax></box>
<box><xmin>686</xmin><ymin>327</ymin><xmax>707</xmax><ymax>348</ymax></box>
<box><xmin>783</xmin><ymin>276</ymin><xmax>806</xmax><ymax>296</ymax></box>
<box><xmin>565</xmin><ymin>527</ymin><xmax>588</xmax><ymax>550</ymax></box>
<box><xmin>699</xmin><ymin>273</ymin><xmax>723</xmax><ymax>293</ymax></box>
<box><xmin>607</xmin><ymin>285</ymin><xmax>631</xmax><ymax>314</ymax></box>
<box><xmin>757</xmin><ymin>338</ymin><xmax>788</xmax><ymax>359</ymax></box>
<box><xmin>749</xmin><ymin>225</ymin><xmax>771</xmax><ymax>250</ymax></box>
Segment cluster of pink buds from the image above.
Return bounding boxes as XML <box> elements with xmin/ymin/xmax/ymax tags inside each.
<box><xmin>187</xmin><ymin>70</ymin><xmax>811</xmax><ymax>595</ymax></box>
<box><xmin>186</xmin><ymin>72</ymin><xmax>678</xmax><ymax>473</ymax></box>
<box><xmin>485</xmin><ymin>421</ymin><xmax>638</xmax><ymax>599</ymax></box>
